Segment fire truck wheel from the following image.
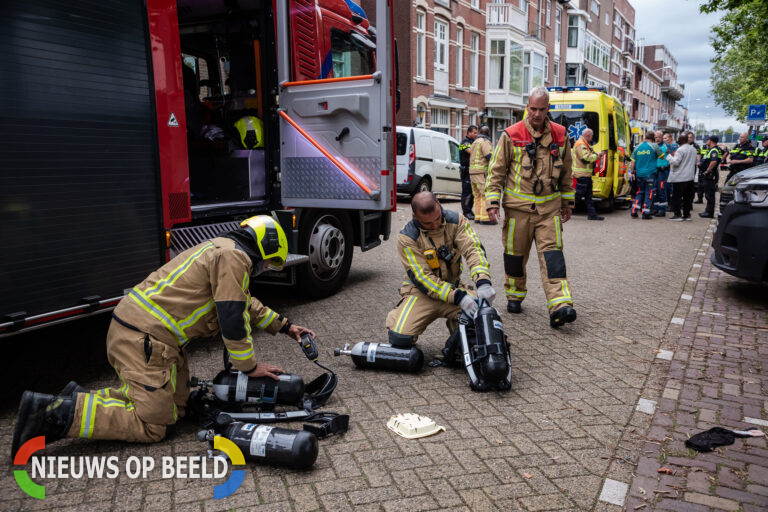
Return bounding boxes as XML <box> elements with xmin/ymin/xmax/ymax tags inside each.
<box><xmin>297</xmin><ymin>210</ymin><xmax>353</xmax><ymax>299</ymax></box>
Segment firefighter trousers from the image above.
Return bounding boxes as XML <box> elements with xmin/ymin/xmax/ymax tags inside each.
<box><xmin>65</xmin><ymin>320</ymin><xmax>188</xmax><ymax>442</ymax></box>
<box><xmin>470</xmin><ymin>174</ymin><xmax>490</xmax><ymax>221</ymax></box>
<box><xmin>501</xmin><ymin>207</ymin><xmax>572</xmax><ymax>312</ymax></box>
<box><xmin>385</xmin><ymin>287</ymin><xmax>463</xmax><ymax>341</ymax></box>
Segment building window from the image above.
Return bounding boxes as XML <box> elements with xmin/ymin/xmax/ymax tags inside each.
<box><xmin>434</xmin><ymin>19</ymin><xmax>448</xmax><ymax>72</ymax></box>
<box><xmin>553</xmin><ymin>58</ymin><xmax>560</xmax><ymax>86</ymax></box>
<box><xmin>489</xmin><ymin>40</ymin><xmax>506</xmax><ymax>90</ymax></box>
<box><xmin>614</xmin><ymin>25</ymin><xmax>621</xmax><ymax>39</ymax></box>
<box><xmin>470</xmin><ymin>32</ymin><xmax>479</xmax><ymax>90</ymax></box>
<box><xmin>430</xmin><ymin>108</ymin><xmax>450</xmax><ymax>134</ymax></box>
<box><xmin>546</xmin><ymin>0</ymin><xmax>551</xmax><ymax>26</ymax></box>
<box><xmin>454</xmin><ymin>111</ymin><xmax>462</xmax><ymax>140</ymax></box>
<box><xmin>509</xmin><ymin>41</ymin><xmax>523</xmax><ymax>94</ymax></box>
<box><xmin>591</xmin><ymin>0</ymin><xmax>599</xmax><ymax>16</ymax></box>
<box><xmin>585</xmin><ymin>33</ymin><xmax>610</xmax><ymax>71</ymax></box>
<box><xmin>566</xmin><ymin>63</ymin><xmax>580</xmax><ymax>86</ymax></box>
<box><xmin>469</xmin><ymin>111</ymin><xmax>477</xmax><ymax>127</ymax></box>
<box><xmin>614</xmin><ymin>12</ymin><xmax>621</xmax><ymax>24</ymax></box>
<box><xmin>544</xmin><ymin>53</ymin><xmax>549</xmax><ymax>82</ymax></box>
<box><xmin>415</xmin><ymin>11</ymin><xmax>425</xmax><ymax>78</ymax></box>
<box><xmin>567</xmin><ymin>15</ymin><xmax>583</xmax><ymax>49</ymax></box>
<box><xmin>435</xmin><ymin>0</ymin><xmax>449</xmax><ymax>7</ymax></box>
<box><xmin>471</xmin><ymin>0</ymin><xmax>479</xmax><ymax>9</ymax></box>
<box><xmin>523</xmin><ymin>51</ymin><xmax>545</xmax><ymax>94</ymax></box>
<box><xmin>612</xmin><ymin>62</ymin><xmax>620</xmax><ymax>75</ymax></box>
<box><xmin>455</xmin><ymin>26</ymin><xmax>463</xmax><ymax>87</ymax></box>
<box><xmin>555</xmin><ymin>7</ymin><xmax>562</xmax><ymax>45</ymax></box>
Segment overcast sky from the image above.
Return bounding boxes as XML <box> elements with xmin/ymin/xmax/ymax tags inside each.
<box><xmin>633</xmin><ymin>0</ymin><xmax>746</xmax><ymax>132</ymax></box>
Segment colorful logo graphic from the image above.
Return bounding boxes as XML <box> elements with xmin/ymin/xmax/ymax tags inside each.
<box><xmin>14</xmin><ymin>436</ymin><xmax>46</xmax><ymax>499</ymax></box>
<box><xmin>568</xmin><ymin>121</ymin><xmax>587</xmax><ymax>141</ymax></box>
<box><xmin>213</xmin><ymin>436</ymin><xmax>246</xmax><ymax>499</ymax></box>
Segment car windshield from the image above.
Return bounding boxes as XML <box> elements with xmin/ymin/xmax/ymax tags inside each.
<box><xmin>550</xmin><ymin>110</ymin><xmax>600</xmax><ymax>144</ymax></box>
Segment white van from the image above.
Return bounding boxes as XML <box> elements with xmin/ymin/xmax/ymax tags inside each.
<box><xmin>396</xmin><ymin>126</ymin><xmax>462</xmax><ymax>197</ymax></box>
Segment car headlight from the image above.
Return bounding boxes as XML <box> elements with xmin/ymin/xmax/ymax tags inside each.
<box><xmin>733</xmin><ymin>178</ymin><xmax>768</xmax><ymax>207</ymax></box>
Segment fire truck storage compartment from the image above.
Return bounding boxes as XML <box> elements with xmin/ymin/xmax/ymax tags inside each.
<box><xmin>178</xmin><ymin>0</ymin><xmax>272</xmax><ymax>209</ymax></box>
<box><xmin>0</xmin><ymin>1</ymin><xmax>164</xmax><ymax>325</ymax></box>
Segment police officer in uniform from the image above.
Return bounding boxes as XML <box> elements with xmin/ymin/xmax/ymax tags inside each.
<box><xmin>754</xmin><ymin>136</ymin><xmax>768</xmax><ymax>166</ymax></box>
<box><xmin>12</xmin><ymin>216</ymin><xmax>315</xmax><ymax>458</ymax></box>
<box><xmin>385</xmin><ymin>192</ymin><xmax>494</xmax><ymax>347</ymax></box>
<box><xmin>571</xmin><ymin>128</ymin><xmax>604</xmax><ymax>220</ymax></box>
<box><xmin>485</xmin><ymin>86</ymin><xmax>577</xmax><ymax>328</ymax></box>
<box><xmin>469</xmin><ymin>126</ymin><xmax>494</xmax><ymax>223</ymax></box>
<box><xmin>699</xmin><ymin>136</ymin><xmax>722</xmax><ymax>218</ymax></box>
<box><xmin>459</xmin><ymin>125</ymin><xmax>478</xmax><ymax>219</ymax></box>
<box><xmin>725</xmin><ymin>132</ymin><xmax>755</xmax><ymax>180</ymax></box>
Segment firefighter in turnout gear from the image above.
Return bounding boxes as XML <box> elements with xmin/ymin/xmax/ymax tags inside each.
<box><xmin>571</xmin><ymin>128</ymin><xmax>604</xmax><ymax>220</ymax></box>
<box><xmin>485</xmin><ymin>86</ymin><xmax>577</xmax><ymax>327</ymax></box>
<box><xmin>385</xmin><ymin>192</ymin><xmax>494</xmax><ymax>347</ymax></box>
<box><xmin>469</xmin><ymin>126</ymin><xmax>494</xmax><ymax>223</ymax></box>
<box><xmin>12</xmin><ymin>216</ymin><xmax>315</xmax><ymax>458</ymax></box>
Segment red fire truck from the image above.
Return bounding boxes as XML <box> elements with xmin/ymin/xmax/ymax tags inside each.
<box><xmin>0</xmin><ymin>0</ymin><xmax>396</xmax><ymax>337</ymax></box>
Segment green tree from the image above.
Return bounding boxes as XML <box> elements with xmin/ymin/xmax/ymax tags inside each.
<box><xmin>724</xmin><ymin>126</ymin><xmax>734</xmax><ymax>135</ymax></box>
<box><xmin>701</xmin><ymin>0</ymin><xmax>768</xmax><ymax>121</ymax></box>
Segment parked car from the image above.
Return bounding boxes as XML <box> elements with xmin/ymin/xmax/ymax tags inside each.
<box><xmin>396</xmin><ymin>126</ymin><xmax>462</xmax><ymax>197</ymax></box>
<box><xmin>711</xmin><ymin>164</ymin><xmax>768</xmax><ymax>281</ymax></box>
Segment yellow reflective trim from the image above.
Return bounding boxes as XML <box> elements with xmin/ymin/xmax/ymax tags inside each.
<box><xmin>513</xmin><ymin>147</ymin><xmax>523</xmax><ymax>193</ymax></box>
<box><xmin>395</xmin><ymin>295</ymin><xmax>418</xmax><ymax>333</ymax></box>
<box><xmin>170</xmin><ymin>363</ymin><xmax>177</xmax><ymax>393</ymax></box>
<box><xmin>503</xmin><ymin>187</ymin><xmax>561</xmax><ymax>204</ymax></box>
<box><xmin>228</xmin><ymin>347</ymin><xmax>255</xmax><ymax>360</ymax></box>
<box><xmin>128</xmin><ymin>290</ymin><xmax>186</xmax><ymax>343</ymax></box>
<box><xmin>144</xmin><ymin>242</ymin><xmax>214</xmax><ymax>298</ymax></box>
<box><xmin>463</xmin><ymin>222</ymin><xmax>489</xmax><ymax>268</ymax></box>
<box><xmin>506</xmin><ymin>277</ymin><xmax>526</xmax><ymax>298</ymax></box>
<box><xmin>506</xmin><ymin>218</ymin><xmax>515</xmax><ymax>255</ymax></box>
<box><xmin>178</xmin><ymin>299</ymin><xmax>214</xmax><ymax>330</ymax></box>
<box><xmin>404</xmin><ymin>247</ymin><xmax>441</xmax><ymax>294</ymax></box>
<box><xmin>554</xmin><ymin>216</ymin><xmax>562</xmax><ymax>249</ymax></box>
<box><xmin>561</xmin><ymin>192</ymin><xmax>575</xmax><ymax>199</ymax></box>
<box><xmin>241</xmin><ymin>271</ymin><xmax>250</xmax><ymax>292</ymax></box>
<box><xmin>547</xmin><ymin>280</ymin><xmax>573</xmax><ymax>308</ymax></box>
<box><xmin>257</xmin><ymin>309</ymin><xmax>276</xmax><ymax>329</ymax></box>
<box><xmin>79</xmin><ymin>394</ymin><xmax>92</xmax><ymax>438</ymax></box>
<box><xmin>439</xmin><ymin>283</ymin><xmax>451</xmax><ymax>301</ymax></box>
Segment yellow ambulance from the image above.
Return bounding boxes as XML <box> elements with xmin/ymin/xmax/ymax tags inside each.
<box><xmin>547</xmin><ymin>86</ymin><xmax>632</xmax><ymax>210</ymax></box>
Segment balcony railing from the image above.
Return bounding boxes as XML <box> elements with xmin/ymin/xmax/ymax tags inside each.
<box><xmin>527</xmin><ymin>22</ymin><xmax>543</xmax><ymax>41</ymax></box>
<box><xmin>623</xmin><ymin>39</ymin><xmax>634</xmax><ymax>55</ymax></box>
<box><xmin>487</xmin><ymin>1</ymin><xmax>526</xmax><ymax>26</ymax></box>
<box><xmin>662</xmin><ymin>79</ymin><xmax>684</xmax><ymax>100</ymax></box>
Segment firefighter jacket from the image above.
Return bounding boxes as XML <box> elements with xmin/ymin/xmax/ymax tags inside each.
<box><xmin>469</xmin><ymin>135</ymin><xmax>493</xmax><ymax>176</ymax></box>
<box><xmin>571</xmin><ymin>138</ymin><xmax>598</xmax><ymax>178</ymax></box>
<box><xmin>113</xmin><ymin>237</ymin><xmax>288</xmax><ymax>373</ymax></box>
<box><xmin>397</xmin><ymin>209</ymin><xmax>491</xmax><ymax>305</ymax></box>
<box><xmin>485</xmin><ymin>118</ymin><xmax>575</xmax><ymax>216</ymax></box>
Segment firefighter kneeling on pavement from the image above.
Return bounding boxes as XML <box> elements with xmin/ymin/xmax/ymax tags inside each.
<box><xmin>385</xmin><ymin>192</ymin><xmax>495</xmax><ymax>348</ymax></box>
<box><xmin>12</xmin><ymin>216</ymin><xmax>315</xmax><ymax>458</ymax></box>
<box><xmin>571</xmin><ymin>128</ymin><xmax>605</xmax><ymax>221</ymax></box>
<box><xmin>485</xmin><ymin>86</ymin><xmax>577</xmax><ymax>328</ymax></box>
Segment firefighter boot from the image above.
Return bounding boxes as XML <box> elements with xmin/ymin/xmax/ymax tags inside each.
<box><xmin>507</xmin><ymin>300</ymin><xmax>522</xmax><ymax>314</ymax></box>
<box><xmin>12</xmin><ymin>392</ymin><xmax>75</xmax><ymax>459</ymax></box>
<box><xmin>549</xmin><ymin>305</ymin><xmax>577</xmax><ymax>328</ymax></box>
<box><xmin>60</xmin><ymin>381</ymin><xmax>87</xmax><ymax>397</ymax></box>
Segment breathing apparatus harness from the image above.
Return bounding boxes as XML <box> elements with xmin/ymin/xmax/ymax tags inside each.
<box><xmin>188</xmin><ymin>334</ymin><xmax>348</xmax><ymax>439</ymax></box>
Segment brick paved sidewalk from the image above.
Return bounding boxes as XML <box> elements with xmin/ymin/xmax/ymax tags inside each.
<box><xmin>625</xmin><ymin>221</ymin><xmax>768</xmax><ymax>512</ymax></box>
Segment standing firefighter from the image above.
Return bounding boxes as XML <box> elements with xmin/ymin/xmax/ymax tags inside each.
<box><xmin>385</xmin><ymin>192</ymin><xmax>495</xmax><ymax>347</ymax></box>
<box><xmin>459</xmin><ymin>125</ymin><xmax>478</xmax><ymax>219</ymax></box>
<box><xmin>485</xmin><ymin>86</ymin><xmax>577</xmax><ymax>328</ymax></box>
<box><xmin>469</xmin><ymin>126</ymin><xmax>494</xmax><ymax>224</ymax></box>
<box><xmin>571</xmin><ymin>128</ymin><xmax>605</xmax><ymax>221</ymax></box>
<box><xmin>12</xmin><ymin>216</ymin><xmax>315</xmax><ymax>458</ymax></box>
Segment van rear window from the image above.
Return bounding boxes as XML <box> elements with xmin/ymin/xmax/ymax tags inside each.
<box><xmin>551</xmin><ymin>111</ymin><xmax>600</xmax><ymax>144</ymax></box>
<box><xmin>396</xmin><ymin>133</ymin><xmax>408</xmax><ymax>155</ymax></box>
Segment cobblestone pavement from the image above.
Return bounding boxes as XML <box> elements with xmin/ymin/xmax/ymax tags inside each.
<box><xmin>1</xmin><ymin>199</ymin><xmax>728</xmax><ymax>511</ymax></box>
<box><xmin>624</xmin><ymin>225</ymin><xmax>768</xmax><ymax>512</ymax></box>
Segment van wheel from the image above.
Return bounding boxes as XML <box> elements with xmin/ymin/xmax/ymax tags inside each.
<box><xmin>297</xmin><ymin>210</ymin><xmax>353</xmax><ymax>299</ymax></box>
<box><xmin>412</xmin><ymin>177</ymin><xmax>431</xmax><ymax>197</ymax></box>
<box><xmin>601</xmin><ymin>190</ymin><xmax>615</xmax><ymax>212</ymax></box>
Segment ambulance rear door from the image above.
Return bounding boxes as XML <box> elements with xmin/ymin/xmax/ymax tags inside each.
<box><xmin>276</xmin><ymin>0</ymin><xmax>395</xmax><ymax>211</ymax></box>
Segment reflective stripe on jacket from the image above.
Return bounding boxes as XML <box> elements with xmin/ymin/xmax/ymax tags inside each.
<box><xmin>571</xmin><ymin>138</ymin><xmax>597</xmax><ymax>178</ymax></box>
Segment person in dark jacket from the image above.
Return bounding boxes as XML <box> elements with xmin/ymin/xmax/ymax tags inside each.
<box><xmin>459</xmin><ymin>125</ymin><xmax>478</xmax><ymax>219</ymax></box>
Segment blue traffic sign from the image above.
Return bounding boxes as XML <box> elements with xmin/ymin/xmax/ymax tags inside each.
<box><xmin>747</xmin><ymin>104</ymin><xmax>766</xmax><ymax>122</ymax></box>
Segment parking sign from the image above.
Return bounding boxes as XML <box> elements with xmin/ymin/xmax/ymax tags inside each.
<box><xmin>747</xmin><ymin>104</ymin><xmax>766</xmax><ymax>123</ymax></box>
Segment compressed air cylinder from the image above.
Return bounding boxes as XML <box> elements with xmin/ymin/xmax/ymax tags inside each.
<box><xmin>334</xmin><ymin>342</ymin><xmax>424</xmax><ymax>373</ymax></box>
<box><xmin>207</xmin><ymin>422</ymin><xmax>318</xmax><ymax>469</ymax></box>
<box><xmin>473</xmin><ymin>305</ymin><xmax>509</xmax><ymax>382</ymax></box>
<box><xmin>211</xmin><ymin>371</ymin><xmax>304</xmax><ymax>406</ymax></box>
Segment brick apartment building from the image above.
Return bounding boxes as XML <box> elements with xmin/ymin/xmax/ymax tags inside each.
<box><xmin>390</xmin><ymin>0</ymin><xmax>487</xmax><ymax>141</ymax></box>
<box><xmin>643</xmin><ymin>44</ymin><xmax>686</xmax><ymax>136</ymax></box>
<box><xmin>385</xmin><ymin>0</ymin><xmax>684</xmax><ymax>143</ymax></box>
